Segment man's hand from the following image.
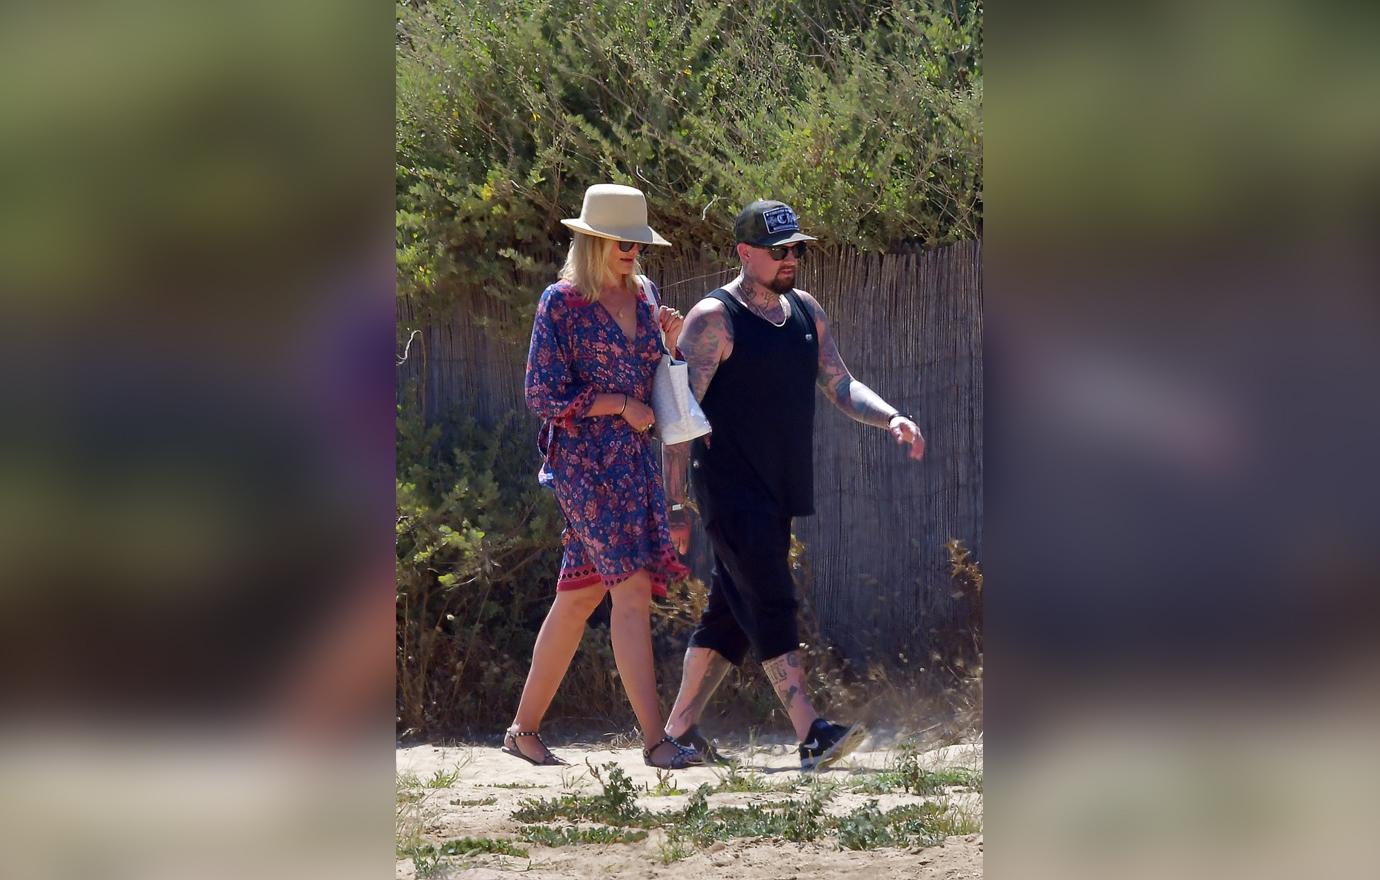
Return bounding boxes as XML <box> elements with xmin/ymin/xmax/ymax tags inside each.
<box><xmin>889</xmin><ymin>416</ymin><xmax>926</xmax><ymax>460</ymax></box>
<box><xmin>668</xmin><ymin>507</ymin><xmax>692</xmax><ymax>555</ymax></box>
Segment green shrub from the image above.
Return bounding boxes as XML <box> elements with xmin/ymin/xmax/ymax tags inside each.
<box><xmin>396</xmin><ymin>401</ymin><xmax>566</xmax><ymax>733</ymax></box>
<box><xmin>396</xmin><ymin>0</ymin><xmax>982</xmax><ymax>333</ymax></box>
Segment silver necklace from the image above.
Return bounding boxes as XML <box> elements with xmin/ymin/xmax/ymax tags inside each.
<box><xmin>734</xmin><ymin>286</ymin><xmax>788</xmax><ymax>327</ymax></box>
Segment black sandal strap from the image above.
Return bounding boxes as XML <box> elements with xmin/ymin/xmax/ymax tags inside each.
<box><xmin>505</xmin><ymin>729</ymin><xmax>566</xmax><ymax>765</ymax></box>
<box><xmin>645</xmin><ymin>735</ymin><xmax>701</xmax><ymax>768</ymax></box>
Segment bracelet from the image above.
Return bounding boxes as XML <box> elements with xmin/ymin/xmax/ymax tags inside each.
<box><xmin>618</xmin><ymin>394</ymin><xmax>628</xmax><ymax>416</ymax></box>
<box><xmin>888</xmin><ymin>411</ymin><xmax>913</xmax><ymax>426</ymax></box>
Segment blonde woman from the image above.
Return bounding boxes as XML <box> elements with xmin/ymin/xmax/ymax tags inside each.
<box><xmin>507</xmin><ymin>184</ymin><xmax>699</xmax><ymax>769</ymax></box>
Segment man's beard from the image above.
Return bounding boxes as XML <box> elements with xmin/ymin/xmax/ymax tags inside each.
<box><xmin>766</xmin><ymin>270</ymin><xmax>795</xmax><ymax>293</ymax></box>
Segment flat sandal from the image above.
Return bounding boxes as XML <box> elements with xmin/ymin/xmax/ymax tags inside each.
<box><xmin>501</xmin><ymin>729</ymin><xmax>569</xmax><ymax>767</ymax></box>
<box><xmin>643</xmin><ymin>734</ymin><xmax>703</xmax><ymax>770</ymax></box>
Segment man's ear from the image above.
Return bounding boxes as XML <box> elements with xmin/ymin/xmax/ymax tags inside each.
<box><xmin>733</xmin><ymin>242</ymin><xmax>749</xmax><ymax>264</ymax></box>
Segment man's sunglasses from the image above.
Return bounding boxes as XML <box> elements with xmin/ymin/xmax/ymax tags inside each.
<box><xmin>757</xmin><ymin>242</ymin><xmax>808</xmax><ymax>261</ymax></box>
<box><xmin>617</xmin><ymin>240</ymin><xmax>642</xmax><ymax>253</ymax></box>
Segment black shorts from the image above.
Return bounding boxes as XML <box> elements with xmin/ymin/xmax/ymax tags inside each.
<box><xmin>687</xmin><ymin>510</ymin><xmax>800</xmax><ymax>664</ymax></box>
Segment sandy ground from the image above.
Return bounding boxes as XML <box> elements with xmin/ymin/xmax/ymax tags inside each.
<box><xmin>397</xmin><ymin>734</ymin><xmax>983</xmax><ymax>879</ymax></box>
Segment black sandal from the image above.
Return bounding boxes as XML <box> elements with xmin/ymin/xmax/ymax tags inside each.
<box><xmin>643</xmin><ymin>734</ymin><xmax>704</xmax><ymax>770</ymax></box>
<box><xmin>501</xmin><ymin>729</ymin><xmax>569</xmax><ymax>767</ymax></box>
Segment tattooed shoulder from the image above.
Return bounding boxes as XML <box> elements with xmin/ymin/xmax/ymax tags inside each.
<box><xmin>795</xmin><ymin>289</ymin><xmax>826</xmax><ymax>325</ymax></box>
<box><xmin>681</xmin><ymin>298</ymin><xmax>734</xmax><ymax>362</ymax></box>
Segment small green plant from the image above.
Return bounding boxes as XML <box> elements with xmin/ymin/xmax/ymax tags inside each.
<box><xmin>512</xmin><ymin>762</ymin><xmax>653</xmax><ymax>826</ymax></box>
<box><xmin>488</xmin><ymin>782</ymin><xmax>544</xmax><ymax>789</ymax></box>
<box><xmin>519</xmin><ymin>825</ymin><xmax>650</xmax><ymax>846</ymax></box>
<box><xmin>585</xmin><ymin>762</ymin><xmax>645</xmax><ymax>824</ymax></box>
<box><xmin>451</xmin><ymin>796</ymin><xmax>498</xmax><ymax>807</ymax></box>
<box><xmin>834</xmin><ymin>800</ymin><xmax>979</xmax><ymax>850</ymax></box>
<box><xmin>710</xmin><ymin>762</ymin><xmax>773</xmax><ymax>793</ymax></box>
<box><xmin>657</xmin><ymin>838</ymin><xmax>695</xmax><ymax>864</ymax></box>
<box><xmin>606</xmin><ymin>729</ymin><xmax>643</xmax><ymax>749</ymax></box>
<box><xmin>671</xmin><ymin>788</ymin><xmax>833</xmax><ymax>846</ymax></box>
<box><xmin>409</xmin><ymin>846</ymin><xmax>441</xmax><ymax>877</ymax></box>
<box><xmin>396</xmin><ymin>772</ymin><xmax>433</xmax><ymax>863</ymax></box>
<box><xmin>424</xmin><ymin>766</ymin><xmax>462</xmax><ymax>788</ymax></box>
<box><xmin>560</xmin><ymin>767</ymin><xmax>590</xmax><ymax>791</ymax></box>
<box><xmin>644</xmin><ymin>767</ymin><xmax>683</xmax><ymax>797</ymax></box>
<box><xmin>836</xmin><ymin>800</ymin><xmax>910</xmax><ymax>850</ymax></box>
<box><xmin>927</xmin><ymin>801</ymin><xmax>983</xmax><ymax>837</ymax></box>
<box><xmin>892</xmin><ymin>743</ymin><xmax>982</xmax><ymax>795</ymax></box>
<box><xmin>852</xmin><ymin>743</ymin><xmax>983</xmax><ymax>795</ymax></box>
<box><xmin>404</xmin><ymin>837</ymin><xmax>529</xmax><ymax>870</ymax></box>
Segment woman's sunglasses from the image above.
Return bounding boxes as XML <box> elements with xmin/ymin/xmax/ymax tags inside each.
<box><xmin>617</xmin><ymin>240</ymin><xmax>642</xmax><ymax>253</ymax></box>
<box><xmin>759</xmin><ymin>242</ymin><xmax>808</xmax><ymax>261</ymax></box>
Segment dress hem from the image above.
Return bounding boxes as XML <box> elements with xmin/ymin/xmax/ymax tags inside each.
<box><xmin>556</xmin><ymin>547</ymin><xmax>689</xmax><ymax>599</ymax></box>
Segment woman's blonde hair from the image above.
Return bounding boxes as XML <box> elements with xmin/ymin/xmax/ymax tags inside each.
<box><xmin>558</xmin><ymin>232</ymin><xmax>641</xmax><ymax>301</ymax></box>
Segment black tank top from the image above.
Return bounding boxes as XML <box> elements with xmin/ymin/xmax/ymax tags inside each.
<box><xmin>690</xmin><ymin>287</ymin><xmax>818</xmax><ymax>525</ymax></box>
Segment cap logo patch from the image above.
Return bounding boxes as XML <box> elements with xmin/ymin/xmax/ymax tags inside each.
<box><xmin>762</xmin><ymin>206</ymin><xmax>799</xmax><ymax>234</ymax></box>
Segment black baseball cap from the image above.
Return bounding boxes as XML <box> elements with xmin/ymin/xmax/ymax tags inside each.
<box><xmin>733</xmin><ymin>199</ymin><xmax>818</xmax><ymax>247</ymax></box>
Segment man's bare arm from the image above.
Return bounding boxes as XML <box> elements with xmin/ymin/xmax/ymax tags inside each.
<box><xmin>799</xmin><ymin>290</ymin><xmax>898</xmax><ymax>428</ymax></box>
<box><xmin>663</xmin><ymin>298</ymin><xmax>732</xmax><ymax>504</ymax></box>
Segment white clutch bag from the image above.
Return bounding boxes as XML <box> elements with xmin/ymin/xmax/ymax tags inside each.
<box><xmin>641</xmin><ymin>276</ymin><xmax>711</xmax><ymax>445</ymax></box>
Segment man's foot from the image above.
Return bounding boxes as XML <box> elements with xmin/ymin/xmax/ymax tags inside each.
<box><xmin>680</xmin><ymin>725</ymin><xmax>735</xmax><ymax>765</ymax></box>
<box><xmin>798</xmin><ymin>718</ymin><xmax>866</xmax><ymax>771</ymax></box>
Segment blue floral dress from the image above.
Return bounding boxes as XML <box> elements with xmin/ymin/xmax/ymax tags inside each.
<box><xmin>524</xmin><ymin>278</ymin><xmax>689</xmax><ymax>596</ymax></box>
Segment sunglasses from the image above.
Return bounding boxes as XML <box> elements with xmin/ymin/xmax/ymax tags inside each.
<box><xmin>757</xmin><ymin>242</ymin><xmax>808</xmax><ymax>261</ymax></box>
<box><xmin>617</xmin><ymin>240</ymin><xmax>642</xmax><ymax>253</ymax></box>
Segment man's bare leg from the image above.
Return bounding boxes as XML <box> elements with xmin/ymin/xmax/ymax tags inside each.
<box><xmin>762</xmin><ymin>650</ymin><xmax>819</xmax><ymax>741</ymax></box>
<box><xmin>664</xmin><ymin>646</ymin><xmax>732</xmax><ymax>739</ymax></box>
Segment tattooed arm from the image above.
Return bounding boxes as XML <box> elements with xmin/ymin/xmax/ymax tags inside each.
<box><xmin>663</xmin><ymin>298</ymin><xmax>733</xmax><ymax>550</ymax></box>
<box><xmin>799</xmin><ymin>290</ymin><xmax>926</xmax><ymax>460</ymax></box>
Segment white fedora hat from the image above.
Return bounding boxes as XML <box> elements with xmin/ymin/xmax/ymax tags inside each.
<box><xmin>561</xmin><ymin>184</ymin><xmax>671</xmax><ymax>246</ymax></box>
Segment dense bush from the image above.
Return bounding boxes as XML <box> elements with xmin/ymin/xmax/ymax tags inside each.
<box><xmin>395</xmin><ymin>403</ymin><xmax>565</xmax><ymax>733</ymax></box>
<box><xmin>396</xmin><ymin>0</ymin><xmax>982</xmax><ymax>332</ymax></box>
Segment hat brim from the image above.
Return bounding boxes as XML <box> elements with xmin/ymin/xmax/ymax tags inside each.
<box><xmin>746</xmin><ymin>231</ymin><xmax>818</xmax><ymax>247</ymax></box>
<box><xmin>561</xmin><ymin>219</ymin><xmax>671</xmax><ymax>247</ymax></box>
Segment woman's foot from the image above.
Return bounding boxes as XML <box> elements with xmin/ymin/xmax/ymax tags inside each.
<box><xmin>681</xmin><ymin>724</ymin><xmax>736</xmax><ymax>765</ymax></box>
<box><xmin>643</xmin><ymin>734</ymin><xmax>704</xmax><ymax>769</ymax></box>
<box><xmin>501</xmin><ymin>728</ymin><xmax>569</xmax><ymax>766</ymax></box>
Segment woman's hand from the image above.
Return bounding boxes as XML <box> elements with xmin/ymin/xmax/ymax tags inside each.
<box><xmin>621</xmin><ymin>397</ymin><xmax>656</xmax><ymax>434</ymax></box>
<box><xmin>658</xmin><ymin>306</ymin><xmax>685</xmax><ymax>357</ymax></box>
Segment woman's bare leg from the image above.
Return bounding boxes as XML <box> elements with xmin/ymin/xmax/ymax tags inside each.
<box><xmin>607</xmin><ymin>570</ymin><xmax>667</xmax><ymax>753</ymax></box>
<box><xmin>508</xmin><ymin>586</ymin><xmax>606</xmax><ymax>760</ymax></box>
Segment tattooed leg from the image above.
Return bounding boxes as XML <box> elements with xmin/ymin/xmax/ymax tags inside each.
<box><xmin>665</xmin><ymin>646</ymin><xmax>732</xmax><ymax>738</ymax></box>
<box><xmin>762</xmin><ymin>650</ymin><xmax>819</xmax><ymax>740</ymax></box>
